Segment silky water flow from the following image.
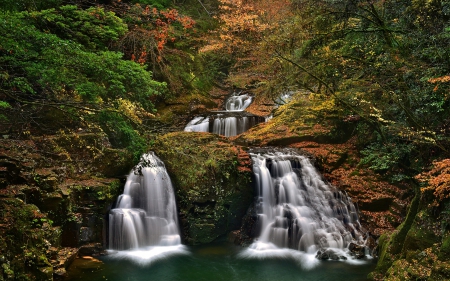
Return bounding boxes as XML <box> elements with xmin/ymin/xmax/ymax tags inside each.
<box><xmin>108</xmin><ymin>153</ymin><xmax>187</xmax><ymax>264</ymax></box>
<box><xmin>184</xmin><ymin>92</ymin><xmax>264</xmax><ymax>137</ymax></box>
<box><xmin>240</xmin><ymin>149</ymin><xmax>368</xmax><ymax>268</ymax></box>
<box><xmin>68</xmin><ymin>151</ymin><xmax>375</xmax><ymax>280</ymax></box>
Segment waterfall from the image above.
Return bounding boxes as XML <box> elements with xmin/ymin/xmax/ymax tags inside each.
<box><xmin>184</xmin><ymin>92</ymin><xmax>264</xmax><ymax>137</ymax></box>
<box><xmin>225</xmin><ymin>92</ymin><xmax>253</xmax><ymax>111</ymax></box>
<box><xmin>240</xmin><ymin>149</ymin><xmax>365</xmax><ymax>264</ymax></box>
<box><xmin>108</xmin><ymin>153</ymin><xmax>187</xmax><ymax>263</ymax></box>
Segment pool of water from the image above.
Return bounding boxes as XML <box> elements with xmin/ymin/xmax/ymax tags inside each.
<box><xmin>66</xmin><ymin>242</ymin><xmax>376</xmax><ymax>281</ymax></box>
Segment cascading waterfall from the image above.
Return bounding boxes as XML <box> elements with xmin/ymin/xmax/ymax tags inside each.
<box><xmin>184</xmin><ymin>92</ymin><xmax>264</xmax><ymax>137</ymax></box>
<box><xmin>240</xmin><ymin>149</ymin><xmax>366</xmax><ymax>265</ymax></box>
<box><xmin>185</xmin><ymin>114</ymin><xmax>264</xmax><ymax>137</ymax></box>
<box><xmin>108</xmin><ymin>153</ymin><xmax>187</xmax><ymax>263</ymax></box>
<box><xmin>224</xmin><ymin>92</ymin><xmax>253</xmax><ymax>111</ymax></box>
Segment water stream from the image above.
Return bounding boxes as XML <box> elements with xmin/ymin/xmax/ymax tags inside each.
<box><xmin>184</xmin><ymin>92</ymin><xmax>264</xmax><ymax>137</ymax></box>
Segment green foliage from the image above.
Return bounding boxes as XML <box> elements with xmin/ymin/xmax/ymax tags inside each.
<box><xmin>97</xmin><ymin>111</ymin><xmax>146</xmax><ymax>162</ymax></box>
<box><xmin>28</xmin><ymin>5</ymin><xmax>128</xmax><ymax>50</ymax></box>
<box><xmin>0</xmin><ymin>6</ymin><xmax>166</xmax><ymax>154</ymax></box>
<box><xmin>0</xmin><ymin>0</ymin><xmax>62</xmax><ymax>11</ymax></box>
<box><xmin>1</xmin><ymin>9</ymin><xmax>164</xmax><ymax>103</ymax></box>
<box><xmin>254</xmin><ymin>0</ymin><xmax>450</xmax><ymax>182</ymax></box>
<box><xmin>360</xmin><ymin>139</ymin><xmax>414</xmax><ymax>181</ymax></box>
<box><xmin>133</xmin><ymin>0</ymin><xmax>171</xmax><ymax>9</ymax></box>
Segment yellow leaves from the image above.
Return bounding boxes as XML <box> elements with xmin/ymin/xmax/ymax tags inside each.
<box><xmin>116</xmin><ymin>98</ymin><xmax>154</xmax><ymax>124</ymax></box>
<box><xmin>309</xmin><ymin>94</ymin><xmax>336</xmax><ymax>112</ymax></box>
<box><xmin>428</xmin><ymin>75</ymin><xmax>450</xmax><ymax>84</ymax></box>
<box><xmin>202</xmin><ymin>0</ymin><xmax>278</xmax><ymax>54</ymax></box>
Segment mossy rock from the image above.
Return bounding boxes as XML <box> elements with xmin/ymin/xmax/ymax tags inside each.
<box><xmin>370</xmin><ymin>231</ymin><xmax>396</xmax><ymax>278</ymax></box>
<box><xmin>402</xmin><ymin>210</ymin><xmax>439</xmax><ymax>252</ymax></box>
<box><xmin>235</xmin><ymin>93</ymin><xmax>354</xmax><ymax>146</ymax></box>
<box><xmin>0</xmin><ymin>198</ymin><xmax>55</xmax><ymax>281</ymax></box>
<box><xmin>439</xmin><ymin>235</ymin><xmax>450</xmax><ymax>260</ymax></box>
<box><xmin>151</xmin><ymin>132</ymin><xmax>253</xmax><ymax>245</ymax></box>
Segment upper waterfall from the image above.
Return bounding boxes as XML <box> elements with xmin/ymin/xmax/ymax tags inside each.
<box><xmin>240</xmin><ymin>149</ymin><xmax>366</xmax><ymax>265</ymax></box>
<box><xmin>184</xmin><ymin>91</ymin><xmax>264</xmax><ymax>137</ymax></box>
<box><xmin>224</xmin><ymin>92</ymin><xmax>253</xmax><ymax>111</ymax></box>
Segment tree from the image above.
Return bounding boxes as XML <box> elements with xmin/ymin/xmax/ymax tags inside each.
<box><xmin>0</xmin><ymin>6</ymin><xmax>166</xmax><ymax>159</ymax></box>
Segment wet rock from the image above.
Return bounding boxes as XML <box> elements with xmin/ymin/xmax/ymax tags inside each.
<box><xmin>79</xmin><ymin>227</ymin><xmax>94</xmax><ymax>243</ymax></box>
<box><xmin>152</xmin><ymin>132</ymin><xmax>254</xmax><ymax>245</ymax></box>
<box><xmin>0</xmin><ymin>136</ymin><xmax>129</xmax><ymax>281</ymax></box>
<box><xmin>348</xmin><ymin>242</ymin><xmax>366</xmax><ymax>259</ymax></box>
<box><xmin>315</xmin><ymin>248</ymin><xmax>347</xmax><ymax>260</ymax></box>
<box><xmin>78</xmin><ymin>243</ymin><xmax>103</xmax><ymax>256</ymax></box>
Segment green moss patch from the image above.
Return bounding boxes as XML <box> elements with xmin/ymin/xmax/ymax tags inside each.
<box><xmin>151</xmin><ymin>132</ymin><xmax>253</xmax><ymax>244</ymax></box>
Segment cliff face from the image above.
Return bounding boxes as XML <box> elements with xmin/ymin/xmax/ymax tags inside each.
<box><xmin>150</xmin><ymin>132</ymin><xmax>254</xmax><ymax>245</ymax></box>
<box><xmin>0</xmin><ymin>133</ymin><xmax>133</xmax><ymax>280</ymax></box>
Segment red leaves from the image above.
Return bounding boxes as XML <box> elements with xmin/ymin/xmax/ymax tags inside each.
<box><xmin>125</xmin><ymin>5</ymin><xmax>195</xmax><ymax>63</ymax></box>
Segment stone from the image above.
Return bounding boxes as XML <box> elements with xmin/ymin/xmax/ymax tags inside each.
<box><xmin>348</xmin><ymin>242</ymin><xmax>366</xmax><ymax>259</ymax></box>
<box><xmin>79</xmin><ymin>227</ymin><xmax>94</xmax><ymax>243</ymax></box>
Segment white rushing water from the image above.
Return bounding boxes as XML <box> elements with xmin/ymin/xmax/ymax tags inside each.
<box><xmin>240</xmin><ymin>150</ymin><xmax>366</xmax><ymax>266</ymax></box>
<box><xmin>184</xmin><ymin>92</ymin><xmax>263</xmax><ymax>137</ymax></box>
<box><xmin>225</xmin><ymin>92</ymin><xmax>253</xmax><ymax>111</ymax></box>
<box><xmin>108</xmin><ymin>153</ymin><xmax>187</xmax><ymax>264</ymax></box>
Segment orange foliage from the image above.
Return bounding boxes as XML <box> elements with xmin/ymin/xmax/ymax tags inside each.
<box><xmin>201</xmin><ymin>0</ymin><xmax>291</xmax><ymax>54</ymax></box>
<box><xmin>416</xmin><ymin>159</ymin><xmax>450</xmax><ymax>205</ymax></box>
<box><xmin>428</xmin><ymin>75</ymin><xmax>450</xmax><ymax>84</ymax></box>
<box><xmin>125</xmin><ymin>4</ymin><xmax>195</xmax><ymax>63</ymax></box>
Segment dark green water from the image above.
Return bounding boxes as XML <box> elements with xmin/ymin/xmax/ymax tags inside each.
<box><xmin>66</xmin><ymin>242</ymin><xmax>376</xmax><ymax>281</ymax></box>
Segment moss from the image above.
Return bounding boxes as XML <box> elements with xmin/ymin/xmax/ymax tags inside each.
<box><xmin>439</xmin><ymin>235</ymin><xmax>450</xmax><ymax>260</ymax></box>
<box><xmin>0</xmin><ymin>198</ymin><xmax>55</xmax><ymax>281</ymax></box>
<box><xmin>402</xmin><ymin>212</ymin><xmax>439</xmax><ymax>252</ymax></box>
<box><xmin>151</xmin><ymin>132</ymin><xmax>253</xmax><ymax>245</ymax></box>
<box><xmin>235</xmin><ymin>93</ymin><xmax>348</xmax><ymax>146</ymax></box>
<box><xmin>370</xmin><ymin>186</ymin><xmax>421</xmax><ymax>279</ymax></box>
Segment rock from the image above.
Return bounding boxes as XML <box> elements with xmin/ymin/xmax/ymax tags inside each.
<box><xmin>79</xmin><ymin>227</ymin><xmax>94</xmax><ymax>243</ymax></box>
<box><xmin>315</xmin><ymin>248</ymin><xmax>347</xmax><ymax>260</ymax></box>
<box><xmin>78</xmin><ymin>243</ymin><xmax>103</xmax><ymax>256</ymax></box>
<box><xmin>348</xmin><ymin>242</ymin><xmax>366</xmax><ymax>259</ymax></box>
<box><xmin>81</xmin><ymin>256</ymin><xmax>101</xmax><ymax>263</ymax></box>
<box><xmin>152</xmin><ymin>132</ymin><xmax>254</xmax><ymax>245</ymax></box>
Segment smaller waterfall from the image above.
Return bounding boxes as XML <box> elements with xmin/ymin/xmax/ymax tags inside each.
<box><xmin>225</xmin><ymin>92</ymin><xmax>253</xmax><ymax>111</ymax></box>
<box><xmin>184</xmin><ymin>92</ymin><xmax>263</xmax><ymax>137</ymax></box>
<box><xmin>108</xmin><ymin>153</ymin><xmax>187</xmax><ymax>263</ymax></box>
<box><xmin>185</xmin><ymin>114</ymin><xmax>264</xmax><ymax>137</ymax></box>
<box><xmin>240</xmin><ymin>149</ymin><xmax>366</xmax><ymax>266</ymax></box>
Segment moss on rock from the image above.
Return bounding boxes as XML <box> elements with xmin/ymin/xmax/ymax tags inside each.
<box><xmin>151</xmin><ymin>132</ymin><xmax>253</xmax><ymax>244</ymax></box>
<box><xmin>0</xmin><ymin>133</ymin><xmax>131</xmax><ymax>280</ymax></box>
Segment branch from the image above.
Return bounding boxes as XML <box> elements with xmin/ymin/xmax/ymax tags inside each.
<box><xmin>1</xmin><ymin>89</ymin><xmax>144</xmax><ymax>128</ymax></box>
<box><xmin>272</xmin><ymin>49</ymin><xmax>387</xmax><ymax>141</ymax></box>
<box><xmin>196</xmin><ymin>0</ymin><xmax>212</xmax><ymax>17</ymax></box>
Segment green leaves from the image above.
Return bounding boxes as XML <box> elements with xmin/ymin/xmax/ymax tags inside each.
<box><xmin>28</xmin><ymin>5</ymin><xmax>127</xmax><ymax>50</ymax></box>
<box><xmin>0</xmin><ymin>5</ymin><xmax>166</xmax><ymax>150</ymax></box>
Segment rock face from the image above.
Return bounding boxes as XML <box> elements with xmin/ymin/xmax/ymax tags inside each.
<box><xmin>368</xmin><ymin>189</ymin><xmax>450</xmax><ymax>281</ymax></box>
<box><xmin>151</xmin><ymin>132</ymin><xmax>254</xmax><ymax>245</ymax></box>
<box><xmin>0</xmin><ymin>133</ymin><xmax>133</xmax><ymax>280</ymax></box>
